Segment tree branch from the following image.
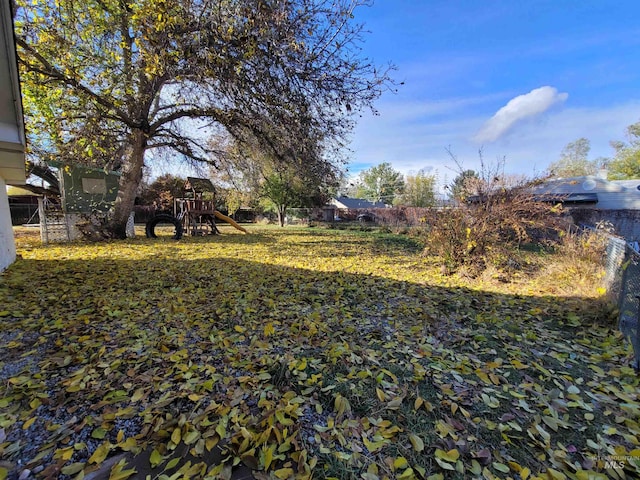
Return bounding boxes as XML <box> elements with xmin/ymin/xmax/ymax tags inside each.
<box><xmin>16</xmin><ymin>39</ymin><xmax>136</xmax><ymax>128</ymax></box>
<box><xmin>148</xmin><ymin>107</ymin><xmax>228</xmax><ymax>133</ymax></box>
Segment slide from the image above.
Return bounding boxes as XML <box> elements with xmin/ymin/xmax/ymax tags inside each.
<box><xmin>214</xmin><ymin>211</ymin><xmax>248</xmax><ymax>234</ymax></box>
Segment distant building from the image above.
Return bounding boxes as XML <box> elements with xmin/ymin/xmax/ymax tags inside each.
<box><xmin>531</xmin><ymin>176</ymin><xmax>640</xmax><ymax>242</ymax></box>
<box><xmin>7</xmin><ymin>186</ymin><xmax>39</xmax><ymax>225</ymax></box>
<box><xmin>330</xmin><ymin>196</ymin><xmax>387</xmax><ymax>210</ymax></box>
<box><xmin>0</xmin><ymin>2</ymin><xmax>27</xmax><ymax>270</ymax></box>
<box><xmin>530</xmin><ymin>176</ymin><xmax>640</xmax><ymax>210</ymax></box>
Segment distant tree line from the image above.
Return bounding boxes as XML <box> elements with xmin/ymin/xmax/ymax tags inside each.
<box><xmin>341</xmin><ymin>163</ymin><xmax>439</xmax><ymax>207</ymax></box>
<box><xmin>547</xmin><ymin>121</ymin><xmax>640</xmax><ymax>179</ymax></box>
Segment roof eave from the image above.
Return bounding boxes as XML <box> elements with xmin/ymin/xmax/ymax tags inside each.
<box><xmin>0</xmin><ymin>0</ymin><xmax>26</xmax><ymax>185</ymax></box>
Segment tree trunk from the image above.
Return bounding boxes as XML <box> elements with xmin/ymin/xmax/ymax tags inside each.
<box><xmin>109</xmin><ymin>129</ymin><xmax>146</xmax><ymax>238</ymax></box>
<box><xmin>278</xmin><ymin>205</ymin><xmax>286</xmax><ymax>227</ymax></box>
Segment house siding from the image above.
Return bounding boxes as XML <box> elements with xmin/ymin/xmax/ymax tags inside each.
<box><xmin>1</xmin><ymin>0</ymin><xmax>26</xmax><ymax>271</ymax></box>
<box><xmin>1</xmin><ymin>177</ymin><xmax>16</xmax><ymax>270</ymax></box>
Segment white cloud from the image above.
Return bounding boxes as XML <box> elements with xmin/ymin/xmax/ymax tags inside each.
<box><xmin>350</xmin><ymin>95</ymin><xmax>640</xmax><ymax>183</ymax></box>
<box><xmin>473</xmin><ymin>86</ymin><xmax>569</xmax><ymax>143</ymax></box>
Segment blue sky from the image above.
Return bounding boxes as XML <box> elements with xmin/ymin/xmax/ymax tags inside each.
<box><xmin>347</xmin><ymin>0</ymin><xmax>640</xmax><ymax>185</ymax></box>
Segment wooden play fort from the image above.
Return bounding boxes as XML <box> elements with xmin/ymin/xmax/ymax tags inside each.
<box><xmin>146</xmin><ymin>177</ymin><xmax>247</xmax><ymax>239</ymax></box>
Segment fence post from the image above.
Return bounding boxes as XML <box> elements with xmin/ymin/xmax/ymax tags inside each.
<box><xmin>38</xmin><ymin>197</ymin><xmax>47</xmax><ymax>244</ymax></box>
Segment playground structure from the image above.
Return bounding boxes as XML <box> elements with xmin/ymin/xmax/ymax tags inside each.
<box><xmin>145</xmin><ymin>177</ymin><xmax>247</xmax><ymax>239</ymax></box>
<box><xmin>176</xmin><ymin>177</ymin><xmax>219</xmax><ymax>236</ymax></box>
<box><xmin>27</xmin><ymin>164</ymin><xmax>246</xmax><ymax>241</ymax></box>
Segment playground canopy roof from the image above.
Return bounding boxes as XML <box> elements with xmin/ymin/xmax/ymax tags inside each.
<box><xmin>185</xmin><ymin>177</ymin><xmax>215</xmax><ymax>194</ymax></box>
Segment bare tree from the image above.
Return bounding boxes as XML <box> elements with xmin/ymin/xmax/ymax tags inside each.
<box><xmin>209</xmin><ymin>132</ymin><xmax>338</xmax><ymax>227</ymax></box>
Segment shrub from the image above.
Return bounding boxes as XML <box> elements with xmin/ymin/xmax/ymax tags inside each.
<box><xmin>423</xmin><ymin>184</ymin><xmax>567</xmax><ymax>275</ymax></box>
<box><xmin>422</xmin><ymin>207</ymin><xmax>472</xmax><ymax>274</ymax></box>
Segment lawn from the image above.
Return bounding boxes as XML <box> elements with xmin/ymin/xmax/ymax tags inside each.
<box><xmin>1</xmin><ymin>225</ymin><xmax>638</xmax><ymax>480</ymax></box>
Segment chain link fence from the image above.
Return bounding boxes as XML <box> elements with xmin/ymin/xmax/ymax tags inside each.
<box><xmin>604</xmin><ymin>236</ymin><xmax>640</xmax><ymax>369</ymax></box>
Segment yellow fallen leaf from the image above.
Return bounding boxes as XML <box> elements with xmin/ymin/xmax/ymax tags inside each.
<box><xmin>435</xmin><ymin>448</ymin><xmax>460</xmax><ymax>462</ymax></box>
<box><xmin>263</xmin><ymin>322</ymin><xmax>275</xmax><ymax>336</ymax></box>
<box><xmin>88</xmin><ymin>442</ymin><xmax>112</xmax><ymax>464</ymax></box>
<box><xmin>55</xmin><ymin>447</ymin><xmax>74</xmax><ymax>461</ymax></box>
<box><xmin>149</xmin><ymin>449</ymin><xmax>163</xmax><ymax>468</ymax></box>
<box><xmin>394</xmin><ymin>456</ymin><xmax>408</xmax><ymax>469</ymax></box>
<box><xmin>296</xmin><ymin>358</ymin><xmax>307</xmax><ymax>370</ymax></box>
<box><xmin>171</xmin><ymin>427</ymin><xmax>181</xmax><ymax>444</ymax></box>
<box><xmin>205</xmin><ymin>437</ymin><xmax>219</xmax><ymax>452</ymax></box>
<box><xmin>409</xmin><ymin>433</ymin><xmax>424</xmax><ymax>452</ymax></box>
<box><xmin>109</xmin><ymin>458</ymin><xmax>137</xmax><ymax>480</ymax></box>
<box><xmin>363</xmin><ymin>436</ymin><xmax>388</xmax><ymax>453</ymax></box>
<box><xmin>22</xmin><ymin>417</ymin><xmax>37</xmax><ymax>430</ymax></box>
<box><xmin>397</xmin><ymin>467</ymin><xmax>415</xmax><ymax>479</ymax></box>
<box><xmin>547</xmin><ymin>468</ymin><xmax>567</xmax><ymax>479</ymax></box>
<box><xmin>60</xmin><ymin>463</ymin><xmax>84</xmax><ymax>476</ymax></box>
<box><xmin>507</xmin><ymin>461</ymin><xmax>523</xmax><ymax>472</ymax></box>
<box><xmin>510</xmin><ymin>359</ymin><xmax>528</xmax><ymax>369</ymax></box>
<box><xmin>109</xmin><ymin>468</ymin><xmax>137</xmax><ymax>480</ymax></box>
<box><xmin>130</xmin><ymin>388</ymin><xmax>145</xmax><ymax>402</ymax></box>
<box><xmin>542</xmin><ymin>416</ymin><xmax>559</xmax><ymax>432</ymax></box>
<box><xmin>334</xmin><ymin>394</ymin><xmax>351</xmax><ymax>417</ymax></box>
<box><xmin>262</xmin><ymin>444</ymin><xmax>275</xmax><ymax>470</ymax></box>
<box><xmin>183</xmin><ymin>430</ymin><xmax>200</xmax><ymax>445</ymax></box>
<box><xmin>274</xmin><ymin>467</ymin><xmax>294</xmax><ymax>479</ymax></box>
<box><xmin>475</xmin><ymin>370</ymin><xmax>491</xmax><ymax>384</ymax></box>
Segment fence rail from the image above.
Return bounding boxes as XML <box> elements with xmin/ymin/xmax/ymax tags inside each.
<box><xmin>604</xmin><ymin>236</ymin><xmax>640</xmax><ymax>369</ymax></box>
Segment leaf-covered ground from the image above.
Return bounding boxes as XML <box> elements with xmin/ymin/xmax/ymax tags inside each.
<box><xmin>1</xmin><ymin>225</ymin><xmax>638</xmax><ymax>480</ymax></box>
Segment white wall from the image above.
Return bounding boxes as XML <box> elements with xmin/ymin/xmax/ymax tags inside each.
<box><xmin>0</xmin><ymin>177</ymin><xmax>16</xmax><ymax>271</ymax></box>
